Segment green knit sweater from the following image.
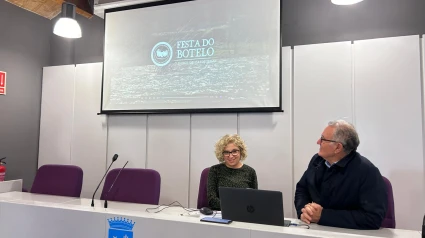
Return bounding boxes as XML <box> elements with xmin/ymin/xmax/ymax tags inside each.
<box><xmin>207</xmin><ymin>163</ymin><xmax>258</xmax><ymax>210</ymax></box>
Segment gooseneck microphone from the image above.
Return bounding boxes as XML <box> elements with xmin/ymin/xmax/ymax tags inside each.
<box><xmin>91</xmin><ymin>154</ymin><xmax>118</xmax><ymax>207</ymax></box>
<box><xmin>422</xmin><ymin>214</ymin><xmax>424</xmax><ymax>238</ymax></box>
<box><xmin>104</xmin><ymin>161</ymin><xmax>129</xmax><ymax>208</ymax></box>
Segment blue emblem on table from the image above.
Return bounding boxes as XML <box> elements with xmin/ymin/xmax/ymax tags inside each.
<box><xmin>108</xmin><ymin>217</ymin><xmax>135</xmax><ymax>238</ymax></box>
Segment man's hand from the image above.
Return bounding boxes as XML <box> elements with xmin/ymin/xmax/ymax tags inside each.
<box><xmin>300</xmin><ymin>202</ymin><xmax>323</xmax><ymax>224</ymax></box>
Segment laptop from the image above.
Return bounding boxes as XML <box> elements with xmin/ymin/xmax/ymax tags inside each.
<box><xmin>219</xmin><ymin>187</ymin><xmax>291</xmax><ymax>227</ymax></box>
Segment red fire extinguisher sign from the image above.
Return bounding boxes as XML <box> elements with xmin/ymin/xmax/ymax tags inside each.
<box><xmin>0</xmin><ymin>71</ymin><xmax>6</xmax><ymax>95</ymax></box>
<box><xmin>0</xmin><ymin>157</ymin><xmax>6</xmax><ymax>181</ymax></box>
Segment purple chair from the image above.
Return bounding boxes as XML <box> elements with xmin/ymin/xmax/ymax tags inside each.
<box><xmin>100</xmin><ymin>168</ymin><xmax>161</xmax><ymax>205</ymax></box>
<box><xmin>31</xmin><ymin>164</ymin><xmax>83</xmax><ymax>197</ymax></box>
<box><xmin>197</xmin><ymin>167</ymin><xmax>210</xmax><ymax>209</ymax></box>
<box><xmin>381</xmin><ymin>176</ymin><xmax>396</xmax><ymax>228</ymax></box>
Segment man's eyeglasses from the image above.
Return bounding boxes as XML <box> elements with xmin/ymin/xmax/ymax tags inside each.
<box><xmin>223</xmin><ymin>150</ymin><xmax>240</xmax><ymax>157</ymax></box>
<box><xmin>320</xmin><ymin>136</ymin><xmax>342</xmax><ymax>145</ymax></box>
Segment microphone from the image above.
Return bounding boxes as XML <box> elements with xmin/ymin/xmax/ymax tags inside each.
<box><xmin>104</xmin><ymin>161</ymin><xmax>129</xmax><ymax>208</ymax></box>
<box><xmin>422</xmin><ymin>214</ymin><xmax>425</xmax><ymax>238</ymax></box>
<box><xmin>91</xmin><ymin>154</ymin><xmax>118</xmax><ymax>207</ymax></box>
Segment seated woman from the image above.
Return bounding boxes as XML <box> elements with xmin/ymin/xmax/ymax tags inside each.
<box><xmin>207</xmin><ymin>134</ymin><xmax>258</xmax><ymax>210</ymax></box>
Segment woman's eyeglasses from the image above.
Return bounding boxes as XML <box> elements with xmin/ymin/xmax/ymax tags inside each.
<box><xmin>223</xmin><ymin>150</ymin><xmax>240</xmax><ymax>157</ymax></box>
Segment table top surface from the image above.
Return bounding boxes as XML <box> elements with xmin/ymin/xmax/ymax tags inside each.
<box><xmin>0</xmin><ymin>191</ymin><xmax>421</xmax><ymax>238</ymax></box>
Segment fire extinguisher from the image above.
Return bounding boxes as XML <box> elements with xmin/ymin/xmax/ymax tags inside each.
<box><xmin>0</xmin><ymin>157</ymin><xmax>6</xmax><ymax>182</ymax></box>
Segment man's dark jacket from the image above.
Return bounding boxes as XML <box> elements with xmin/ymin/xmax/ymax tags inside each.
<box><xmin>295</xmin><ymin>151</ymin><xmax>388</xmax><ymax>229</ymax></box>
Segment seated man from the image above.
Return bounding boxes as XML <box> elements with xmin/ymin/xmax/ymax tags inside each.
<box><xmin>294</xmin><ymin>120</ymin><xmax>387</xmax><ymax>230</ymax></box>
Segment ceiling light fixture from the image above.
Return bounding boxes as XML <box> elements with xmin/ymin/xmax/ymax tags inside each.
<box><xmin>331</xmin><ymin>0</ymin><xmax>364</xmax><ymax>5</ymax></box>
<box><xmin>53</xmin><ymin>2</ymin><xmax>82</xmax><ymax>38</ymax></box>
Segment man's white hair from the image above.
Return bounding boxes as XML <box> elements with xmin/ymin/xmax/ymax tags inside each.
<box><xmin>328</xmin><ymin>120</ymin><xmax>360</xmax><ymax>153</ymax></box>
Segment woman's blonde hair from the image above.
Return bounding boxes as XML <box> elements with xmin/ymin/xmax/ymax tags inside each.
<box><xmin>214</xmin><ymin>134</ymin><xmax>248</xmax><ymax>162</ymax></box>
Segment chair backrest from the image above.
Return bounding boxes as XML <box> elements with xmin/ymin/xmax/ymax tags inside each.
<box><xmin>100</xmin><ymin>168</ymin><xmax>161</xmax><ymax>205</ymax></box>
<box><xmin>381</xmin><ymin>176</ymin><xmax>396</xmax><ymax>228</ymax></box>
<box><xmin>31</xmin><ymin>164</ymin><xmax>83</xmax><ymax>197</ymax></box>
<box><xmin>197</xmin><ymin>167</ymin><xmax>210</xmax><ymax>209</ymax></box>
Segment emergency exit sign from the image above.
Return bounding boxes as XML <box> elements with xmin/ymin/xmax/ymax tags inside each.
<box><xmin>0</xmin><ymin>71</ymin><xmax>6</xmax><ymax>95</ymax></box>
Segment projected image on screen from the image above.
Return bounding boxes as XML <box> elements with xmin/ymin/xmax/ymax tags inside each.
<box><xmin>102</xmin><ymin>0</ymin><xmax>281</xmax><ymax>112</ymax></box>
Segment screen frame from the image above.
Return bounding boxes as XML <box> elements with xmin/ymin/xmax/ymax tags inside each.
<box><xmin>100</xmin><ymin>0</ymin><xmax>283</xmax><ymax>115</ymax></box>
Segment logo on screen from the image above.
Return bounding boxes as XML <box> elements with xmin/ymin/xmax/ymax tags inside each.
<box><xmin>151</xmin><ymin>42</ymin><xmax>173</xmax><ymax>66</ymax></box>
<box><xmin>108</xmin><ymin>217</ymin><xmax>135</xmax><ymax>238</ymax></box>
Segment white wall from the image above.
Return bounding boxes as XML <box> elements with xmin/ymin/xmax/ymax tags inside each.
<box><xmin>71</xmin><ymin>63</ymin><xmax>108</xmax><ymax>199</ymax></box>
<box><xmin>106</xmin><ymin>115</ymin><xmax>147</xmax><ymax>170</ymax></box>
<box><xmin>39</xmin><ymin>35</ymin><xmax>425</xmax><ymax>230</ymax></box>
<box><xmin>147</xmin><ymin>115</ymin><xmax>191</xmax><ymax>206</ymax></box>
<box><xmin>39</xmin><ymin>65</ymin><xmax>75</xmax><ymax>166</ymax></box>
<box><xmin>293</xmin><ymin>42</ymin><xmax>353</xmax><ymax>185</ymax></box>
<box><xmin>40</xmin><ymin>63</ymin><xmax>108</xmax><ymax>199</ymax></box>
<box><xmin>354</xmin><ymin>35</ymin><xmax>424</xmax><ymax>229</ymax></box>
